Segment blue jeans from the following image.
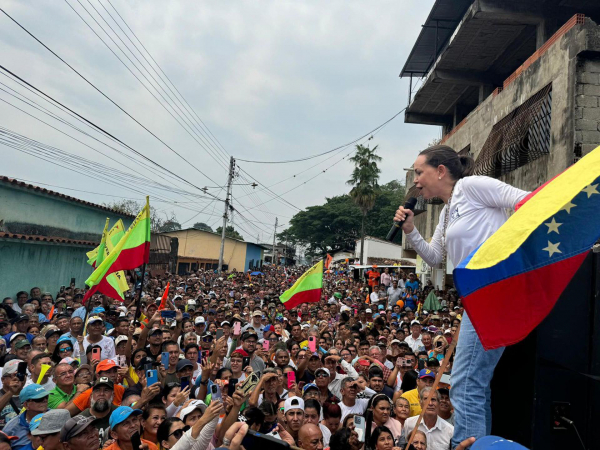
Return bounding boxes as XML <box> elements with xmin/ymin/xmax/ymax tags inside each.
<box><xmin>450</xmin><ymin>313</ymin><xmax>504</xmax><ymax>448</ymax></box>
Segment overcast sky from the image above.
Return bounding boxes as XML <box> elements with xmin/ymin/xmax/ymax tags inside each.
<box><xmin>0</xmin><ymin>0</ymin><xmax>438</xmax><ymax>242</ymax></box>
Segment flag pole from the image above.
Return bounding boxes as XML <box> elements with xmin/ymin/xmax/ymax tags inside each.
<box><xmin>134</xmin><ymin>263</ymin><xmax>146</xmax><ymax>322</ymax></box>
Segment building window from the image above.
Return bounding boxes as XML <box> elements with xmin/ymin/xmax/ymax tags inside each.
<box><xmin>475</xmin><ymin>84</ymin><xmax>552</xmax><ymax>177</ymax></box>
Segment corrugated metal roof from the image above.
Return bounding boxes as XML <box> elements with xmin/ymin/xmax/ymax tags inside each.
<box><xmin>0</xmin><ymin>232</ymin><xmax>97</xmax><ymax>246</ymax></box>
<box><xmin>400</xmin><ymin>0</ymin><xmax>474</xmax><ymax>77</ymax></box>
<box><xmin>0</xmin><ymin>176</ymin><xmax>135</xmax><ymax>218</ymax></box>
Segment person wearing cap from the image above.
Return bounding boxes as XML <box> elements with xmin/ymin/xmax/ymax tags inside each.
<box><xmin>405</xmin><ymin>321</ymin><xmax>423</xmax><ymax>353</ymax></box>
<box><xmin>402</xmin><ymin>387</ymin><xmax>453</xmax><ymax>450</ymax></box>
<box><xmin>3</xmin><ymin>315</ymin><xmax>34</xmax><ymax>349</ymax></box>
<box><xmin>12</xmin><ymin>340</ymin><xmax>31</xmax><ymax>363</ymax></box>
<box><xmin>80</xmin><ymin>377</ymin><xmax>117</xmax><ymax>445</ymax></box>
<box><xmin>3</xmin><ymin>384</ymin><xmax>48</xmax><ymax>450</ymax></box>
<box><xmin>242</xmin><ymin>310</ymin><xmax>265</xmax><ymax>340</ymax></box>
<box><xmin>60</xmin><ymin>414</ymin><xmax>100</xmax><ymax>450</ymax></box>
<box><xmin>48</xmin><ymin>362</ymin><xmax>87</xmax><ymax>409</ymax></box>
<box><xmin>283</xmin><ymin>397</ymin><xmax>305</xmax><ymax>443</ymax></box>
<box><xmin>82</xmin><ymin>316</ymin><xmax>116</xmax><ymax>361</ymax></box>
<box><xmin>105</xmin><ymin>406</ymin><xmax>157</xmax><ymax>450</ymax></box>
<box><xmin>0</xmin><ymin>359</ymin><xmax>26</xmax><ymax>428</ymax></box>
<box><xmin>28</xmin><ymin>409</ymin><xmax>70</xmax><ymax>450</ymax></box>
<box><xmin>400</xmin><ymin>369</ymin><xmax>436</xmax><ymax>418</ymax></box>
<box><xmin>194</xmin><ymin>316</ymin><xmax>207</xmax><ymax>337</ymax></box>
<box><xmin>66</xmin><ymin>360</ymin><xmax>126</xmax><ymax>416</ymax></box>
<box><xmin>179</xmin><ymin>399</ymin><xmax>207</xmax><ymax>426</ymax></box>
<box><xmin>174</xmin><ymin>359</ymin><xmax>194</xmax><ymax>386</ymax></box>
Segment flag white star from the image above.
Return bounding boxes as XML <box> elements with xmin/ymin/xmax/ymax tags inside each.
<box><xmin>561</xmin><ymin>202</ymin><xmax>576</xmax><ymax>214</ymax></box>
<box><xmin>542</xmin><ymin>241</ymin><xmax>562</xmax><ymax>257</ymax></box>
<box><xmin>544</xmin><ymin>218</ymin><xmax>562</xmax><ymax>234</ymax></box>
<box><xmin>581</xmin><ymin>183</ymin><xmax>599</xmax><ymax>198</ymax></box>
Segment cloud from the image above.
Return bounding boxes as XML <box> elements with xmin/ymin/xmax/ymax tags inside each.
<box><xmin>0</xmin><ymin>0</ymin><xmax>438</xmax><ymax>239</ymax></box>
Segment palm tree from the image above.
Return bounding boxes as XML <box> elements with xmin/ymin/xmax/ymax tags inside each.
<box><xmin>347</xmin><ymin>144</ymin><xmax>381</xmax><ymax>265</ymax></box>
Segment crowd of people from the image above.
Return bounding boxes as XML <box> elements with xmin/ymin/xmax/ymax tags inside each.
<box><xmin>0</xmin><ymin>264</ymin><xmax>470</xmax><ymax>450</ymax></box>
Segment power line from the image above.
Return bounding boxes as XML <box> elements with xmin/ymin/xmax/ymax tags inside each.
<box><xmin>0</xmin><ymin>63</ymin><xmax>224</xmax><ymax>203</ymax></box>
<box><xmin>0</xmin><ymin>8</ymin><xmax>225</xmax><ymax>189</ymax></box>
<box><xmin>235</xmin><ymin>109</ymin><xmax>405</xmax><ymax>164</ymax></box>
<box><xmin>64</xmin><ymin>0</ymin><xmax>231</xmax><ymax>172</ymax></box>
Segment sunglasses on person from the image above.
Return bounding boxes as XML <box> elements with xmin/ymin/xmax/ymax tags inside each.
<box><xmin>59</xmin><ymin>347</ymin><xmax>73</xmax><ymax>353</ymax></box>
<box><xmin>202</xmin><ymin>336</ymin><xmax>213</xmax><ymax>343</ymax></box>
<box><xmin>30</xmin><ymin>396</ymin><xmax>49</xmax><ymax>403</ymax></box>
<box><xmin>169</xmin><ymin>425</ymin><xmax>190</xmax><ymax>439</ymax></box>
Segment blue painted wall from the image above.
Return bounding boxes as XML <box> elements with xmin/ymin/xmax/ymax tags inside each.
<box><xmin>0</xmin><ymin>182</ymin><xmax>135</xmax><ymax>297</ymax></box>
<box><xmin>0</xmin><ymin>183</ymin><xmax>133</xmax><ymax>242</ymax></box>
<box><xmin>244</xmin><ymin>243</ymin><xmax>264</xmax><ymax>272</ymax></box>
<box><xmin>0</xmin><ymin>240</ymin><xmax>95</xmax><ymax>297</ymax></box>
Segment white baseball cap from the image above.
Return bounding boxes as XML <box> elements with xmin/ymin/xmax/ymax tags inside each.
<box><xmin>180</xmin><ymin>400</ymin><xmax>207</xmax><ymax>421</ymax></box>
<box><xmin>284</xmin><ymin>397</ymin><xmax>304</xmax><ymax>413</ymax></box>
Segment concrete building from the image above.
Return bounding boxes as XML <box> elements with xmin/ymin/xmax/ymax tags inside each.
<box><xmin>400</xmin><ymin>2</ymin><xmax>600</xmax><ymax>286</ymax></box>
<box><xmin>261</xmin><ymin>243</ymin><xmax>296</xmax><ymax>266</ymax></box>
<box><xmin>160</xmin><ymin>228</ymin><xmax>267</xmax><ymax>273</ymax></box>
<box><xmin>0</xmin><ymin>176</ymin><xmax>134</xmax><ymax>297</ymax></box>
<box><xmin>354</xmin><ymin>236</ymin><xmax>409</xmax><ymax>265</ymax></box>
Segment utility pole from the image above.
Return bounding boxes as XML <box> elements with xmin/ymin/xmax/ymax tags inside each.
<box><xmin>218</xmin><ymin>157</ymin><xmax>235</xmax><ymax>272</ymax></box>
<box><xmin>272</xmin><ymin>217</ymin><xmax>278</xmax><ymax>266</ymax></box>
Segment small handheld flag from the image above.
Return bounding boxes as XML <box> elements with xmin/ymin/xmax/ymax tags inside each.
<box><xmin>279</xmin><ymin>260</ymin><xmax>323</xmax><ymax>310</ymax></box>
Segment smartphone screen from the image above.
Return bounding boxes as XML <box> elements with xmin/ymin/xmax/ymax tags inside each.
<box><xmin>228</xmin><ymin>378</ymin><xmax>238</xmax><ymax>397</ymax></box>
<box><xmin>242</xmin><ymin>357</ymin><xmax>250</xmax><ymax>369</ymax></box>
<box><xmin>92</xmin><ymin>348</ymin><xmax>101</xmax><ymax>361</ymax></box>
<box><xmin>162</xmin><ymin>352</ymin><xmax>170</xmax><ymax>370</ymax></box>
<box><xmin>287</xmin><ymin>371</ymin><xmax>296</xmax><ymax>390</ymax></box>
<box><xmin>233</xmin><ymin>322</ymin><xmax>241</xmax><ymax>335</ymax></box>
<box><xmin>308</xmin><ymin>336</ymin><xmax>316</xmax><ymax>353</ymax></box>
<box><xmin>418</xmin><ymin>359</ymin><xmax>425</xmax><ymax>371</ymax></box>
<box><xmin>180</xmin><ymin>376</ymin><xmax>190</xmax><ymax>391</ymax></box>
<box><xmin>354</xmin><ymin>416</ymin><xmax>366</xmax><ymax>442</ymax></box>
<box><xmin>216</xmin><ymin>328</ymin><xmax>224</xmax><ymax>340</ymax></box>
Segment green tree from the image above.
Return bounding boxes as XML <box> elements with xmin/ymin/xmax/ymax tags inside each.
<box><xmin>103</xmin><ymin>199</ymin><xmax>178</xmax><ymax>233</ymax></box>
<box><xmin>193</xmin><ymin>222</ymin><xmax>213</xmax><ymax>232</ymax></box>
<box><xmin>217</xmin><ymin>225</ymin><xmax>244</xmax><ymax>241</ymax></box>
<box><xmin>281</xmin><ymin>195</ymin><xmax>361</xmax><ymax>258</ymax></box>
<box><xmin>347</xmin><ymin>144</ymin><xmax>381</xmax><ymax>264</ymax></box>
<box><xmin>159</xmin><ymin>220</ymin><xmax>182</xmax><ymax>232</ymax></box>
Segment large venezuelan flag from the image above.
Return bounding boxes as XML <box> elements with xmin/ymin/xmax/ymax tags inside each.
<box><xmin>454</xmin><ymin>145</ymin><xmax>600</xmax><ymax>350</ymax></box>
<box><xmin>83</xmin><ymin>198</ymin><xmax>151</xmax><ymax>303</ymax></box>
<box><xmin>279</xmin><ymin>260</ymin><xmax>323</xmax><ymax>310</ymax></box>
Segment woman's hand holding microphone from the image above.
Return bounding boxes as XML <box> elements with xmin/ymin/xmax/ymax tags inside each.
<box><xmin>393</xmin><ymin>205</ymin><xmax>416</xmax><ymax>234</ymax></box>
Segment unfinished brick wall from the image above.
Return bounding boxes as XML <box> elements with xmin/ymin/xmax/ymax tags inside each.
<box><xmin>575</xmin><ymin>57</ymin><xmax>600</xmax><ymax>156</ymax></box>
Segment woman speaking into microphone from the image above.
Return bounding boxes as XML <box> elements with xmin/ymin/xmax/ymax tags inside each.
<box><xmin>393</xmin><ymin>145</ymin><xmax>529</xmax><ymax>447</ymax></box>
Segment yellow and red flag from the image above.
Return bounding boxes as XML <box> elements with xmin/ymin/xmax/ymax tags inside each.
<box><xmin>279</xmin><ymin>260</ymin><xmax>323</xmax><ymax>310</ymax></box>
<box><xmin>83</xmin><ymin>198</ymin><xmax>151</xmax><ymax>303</ymax></box>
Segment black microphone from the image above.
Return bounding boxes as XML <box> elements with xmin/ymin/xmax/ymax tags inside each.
<box><xmin>386</xmin><ymin>197</ymin><xmax>418</xmax><ymax>242</ymax></box>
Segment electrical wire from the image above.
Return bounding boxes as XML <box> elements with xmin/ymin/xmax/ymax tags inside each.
<box><xmin>0</xmin><ymin>64</ymin><xmax>224</xmax><ymax>202</ymax></box>
<box><xmin>64</xmin><ymin>0</ymin><xmax>231</xmax><ymax>172</ymax></box>
<box><xmin>0</xmin><ymin>8</ymin><xmax>225</xmax><ymax>189</ymax></box>
<box><xmin>235</xmin><ymin>108</ymin><xmax>405</xmax><ymax>163</ymax></box>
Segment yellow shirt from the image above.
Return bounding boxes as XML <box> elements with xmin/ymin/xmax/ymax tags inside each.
<box><xmin>401</xmin><ymin>388</ymin><xmax>421</xmax><ymax>417</ymax></box>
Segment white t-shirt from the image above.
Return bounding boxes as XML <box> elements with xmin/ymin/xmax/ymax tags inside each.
<box><xmin>369</xmin><ymin>292</ymin><xmax>379</xmax><ymax>303</ymax></box>
<box><xmin>406</xmin><ymin>176</ymin><xmax>528</xmax><ymax>268</ymax></box>
<box><xmin>81</xmin><ymin>335</ymin><xmax>116</xmax><ymax>360</ymax></box>
<box><xmin>339</xmin><ymin>398</ymin><xmax>370</xmax><ymax>422</ymax></box>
